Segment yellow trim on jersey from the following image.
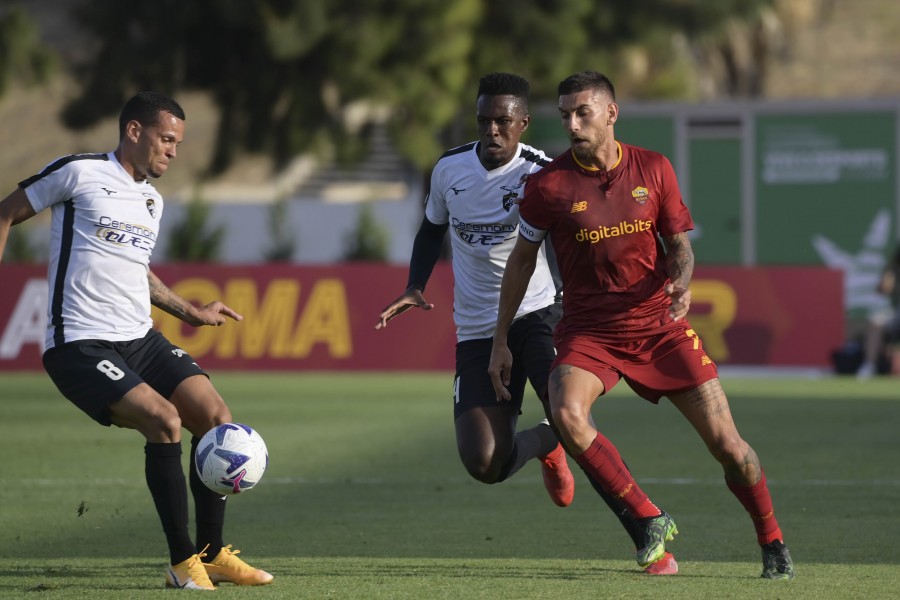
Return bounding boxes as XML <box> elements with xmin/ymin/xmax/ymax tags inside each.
<box><xmin>571</xmin><ymin>141</ymin><xmax>622</xmax><ymax>172</ymax></box>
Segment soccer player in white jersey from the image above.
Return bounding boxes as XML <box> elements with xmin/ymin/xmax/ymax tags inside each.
<box><xmin>375</xmin><ymin>73</ymin><xmax>677</xmax><ymax>574</ymax></box>
<box><xmin>0</xmin><ymin>92</ymin><xmax>272</xmax><ymax>590</ymax></box>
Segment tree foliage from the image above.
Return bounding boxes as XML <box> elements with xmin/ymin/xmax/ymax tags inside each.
<box><xmin>57</xmin><ymin>0</ymin><xmax>775</xmax><ymax>173</ymax></box>
<box><xmin>2</xmin><ymin>223</ymin><xmax>38</xmax><ymax>263</ymax></box>
<box><xmin>164</xmin><ymin>195</ymin><xmax>225</xmax><ymax>262</ymax></box>
<box><xmin>0</xmin><ymin>4</ymin><xmax>56</xmax><ymax>97</ymax></box>
<box><xmin>342</xmin><ymin>204</ymin><xmax>389</xmax><ymax>262</ymax></box>
<box><xmin>264</xmin><ymin>196</ymin><xmax>296</xmax><ymax>262</ymax></box>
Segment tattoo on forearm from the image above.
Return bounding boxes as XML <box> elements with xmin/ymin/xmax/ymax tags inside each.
<box><xmin>665</xmin><ymin>232</ymin><xmax>694</xmax><ymax>288</ymax></box>
<box><xmin>148</xmin><ymin>272</ymin><xmax>192</xmax><ymax>319</ymax></box>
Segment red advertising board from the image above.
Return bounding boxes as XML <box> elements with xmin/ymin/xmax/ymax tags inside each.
<box><xmin>0</xmin><ymin>264</ymin><xmax>843</xmax><ymax>371</ymax></box>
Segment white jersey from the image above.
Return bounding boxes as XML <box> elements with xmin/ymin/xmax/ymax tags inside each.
<box><xmin>21</xmin><ymin>152</ymin><xmax>163</xmax><ymax>350</ymax></box>
<box><xmin>425</xmin><ymin>142</ymin><xmax>557</xmax><ymax>341</ymax></box>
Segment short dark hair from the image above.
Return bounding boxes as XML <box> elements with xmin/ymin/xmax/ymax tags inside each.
<box><xmin>557</xmin><ymin>71</ymin><xmax>616</xmax><ymax>101</ymax></box>
<box><xmin>118</xmin><ymin>91</ymin><xmax>185</xmax><ymax>138</ymax></box>
<box><xmin>477</xmin><ymin>72</ymin><xmax>530</xmax><ymax>102</ymax></box>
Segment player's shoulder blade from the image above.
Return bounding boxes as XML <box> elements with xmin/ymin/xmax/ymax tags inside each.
<box><xmin>439</xmin><ymin>141</ymin><xmax>477</xmax><ymax>161</ymax></box>
<box><xmin>529</xmin><ymin>150</ymin><xmax>570</xmax><ymax>183</ymax></box>
<box><xmin>519</xmin><ymin>144</ymin><xmax>550</xmax><ymax>167</ymax></box>
<box><xmin>622</xmin><ymin>142</ymin><xmax>667</xmax><ymax>164</ymax></box>
<box><xmin>19</xmin><ymin>153</ymin><xmax>110</xmax><ymax>188</ymax></box>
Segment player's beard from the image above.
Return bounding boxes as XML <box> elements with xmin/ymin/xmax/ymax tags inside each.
<box><xmin>571</xmin><ymin>131</ymin><xmax>612</xmax><ymax>168</ymax></box>
<box><xmin>571</xmin><ymin>141</ymin><xmax>598</xmax><ymax>165</ymax></box>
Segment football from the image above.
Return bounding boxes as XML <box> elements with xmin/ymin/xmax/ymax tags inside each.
<box><xmin>195</xmin><ymin>423</ymin><xmax>268</xmax><ymax>495</ymax></box>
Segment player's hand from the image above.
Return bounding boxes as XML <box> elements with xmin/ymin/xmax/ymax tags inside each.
<box><xmin>488</xmin><ymin>343</ymin><xmax>513</xmax><ymax>401</ymax></box>
<box><xmin>375</xmin><ymin>288</ymin><xmax>434</xmax><ymax>330</ymax></box>
<box><xmin>191</xmin><ymin>301</ymin><xmax>243</xmax><ymax>327</ymax></box>
<box><xmin>665</xmin><ymin>283</ymin><xmax>691</xmax><ymax>322</ymax></box>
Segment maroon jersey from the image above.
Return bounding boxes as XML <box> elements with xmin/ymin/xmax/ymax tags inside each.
<box><xmin>518</xmin><ymin>142</ymin><xmax>693</xmax><ymax>341</ymax></box>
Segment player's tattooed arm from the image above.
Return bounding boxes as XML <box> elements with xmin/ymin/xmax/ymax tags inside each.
<box><xmin>664</xmin><ymin>232</ymin><xmax>694</xmax><ymax>289</ymax></box>
<box><xmin>148</xmin><ymin>270</ymin><xmax>243</xmax><ymax>327</ymax></box>
<box><xmin>148</xmin><ymin>270</ymin><xmax>197</xmax><ymax>322</ymax></box>
<box><xmin>663</xmin><ymin>232</ymin><xmax>694</xmax><ymax>321</ymax></box>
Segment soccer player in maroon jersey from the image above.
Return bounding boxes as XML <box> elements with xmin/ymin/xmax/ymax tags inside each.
<box><xmin>379</xmin><ymin>72</ymin><xmax>677</xmax><ymax>575</ymax></box>
<box><xmin>488</xmin><ymin>71</ymin><xmax>794</xmax><ymax>580</ymax></box>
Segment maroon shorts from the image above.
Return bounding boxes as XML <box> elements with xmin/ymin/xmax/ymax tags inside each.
<box><xmin>553</xmin><ymin>319</ymin><xmax>718</xmax><ymax>403</ymax></box>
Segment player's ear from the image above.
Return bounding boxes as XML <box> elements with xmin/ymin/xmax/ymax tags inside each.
<box><xmin>606</xmin><ymin>102</ymin><xmax>618</xmax><ymax>126</ymax></box>
<box><xmin>520</xmin><ymin>114</ymin><xmax>531</xmax><ymax>132</ymax></box>
<box><xmin>125</xmin><ymin>120</ymin><xmax>142</xmax><ymax>143</ymax></box>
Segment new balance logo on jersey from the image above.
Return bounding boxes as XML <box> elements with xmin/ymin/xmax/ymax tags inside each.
<box><xmin>172</xmin><ymin>348</ymin><xmax>186</xmax><ymax>357</ymax></box>
<box><xmin>571</xmin><ymin>201</ymin><xmax>588</xmax><ymax>213</ymax></box>
<box><xmin>450</xmin><ymin>187</ymin><xmax>467</xmax><ymax>195</ymax></box>
<box><xmin>101</xmin><ymin>187</ymin><xmax>117</xmax><ymax>196</ymax></box>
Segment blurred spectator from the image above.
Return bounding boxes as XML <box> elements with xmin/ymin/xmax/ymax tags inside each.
<box><xmin>858</xmin><ymin>246</ymin><xmax>900</xmax><ymax>378</ymax></box>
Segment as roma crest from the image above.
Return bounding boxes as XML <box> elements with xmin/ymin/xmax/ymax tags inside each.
<box><xmin>631</xmin><ymin>186</ymin><xmax>649</xmax><ymax>206</ymax></box>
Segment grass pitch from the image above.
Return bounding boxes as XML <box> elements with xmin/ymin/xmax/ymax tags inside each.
<box><xmin>1</xmin><ymin>371</ymin><xmax>898</xmax><ymax>599</ymax></box>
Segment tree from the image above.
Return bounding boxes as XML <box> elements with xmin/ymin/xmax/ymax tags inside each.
<box><xmin>61</xmin><ymin>0</ymin><xmax>481</xmax><ymax>173</ymax></box>
<box><xmin>342</xmin><ymin>203</ymin><xmax>389</xmax><ymax>262</ymax></box>
<box><xmin>165</xmin><ymin>194</ymin><xmax>225</xmax><ymax>262</ymax></box>
<box><xmin>0</xmin><ymin>4</ymin><xmax>56</xmax><ymax>97</ymax></box>
<box><xmin>2</xmin><ymin>223</ymin><xmax>38</xmax><ymax>263</ymax></box>
<box><xmin>57</xmin><ymin>0</ymin><xmax>778</xmax><ymax>173</ymax></box>
<box><xmin>264</xmin><ymin>196</ymin><xmax>296</xmax><ymax>262</ymax></box>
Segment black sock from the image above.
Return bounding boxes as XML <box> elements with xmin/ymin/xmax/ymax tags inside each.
<box><xmin>190</xmin><ymin>436</ymin><xmax>226</xmax><ymax>561</ymax></box>
<box><xmin>536</xmin><ymin>407</ymin><xmax>645</xmax><ymax>549</ymax></box>
<box><xmin>497</xmin><ymin>421</ymin><xmax>559</xmax><ymax>482</ymax></box>
<box><xmin>145</xmin><ymin>442</ymin><xmax>194</xmax><ymax>565</ymax></box>
<box><xmin>579</xmin><ymin>462</ymin><xmax>643</xmax><ymax>548</ymax></box>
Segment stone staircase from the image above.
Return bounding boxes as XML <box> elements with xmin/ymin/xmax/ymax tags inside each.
<box><xmin>293</xmin><ymin>123</ymin><xmax>415</xmax><ymax>203</ymax></box>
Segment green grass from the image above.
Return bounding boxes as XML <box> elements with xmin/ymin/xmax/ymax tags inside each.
<box><xmin>1</xmin><ymin>371</ymin><xmax>898</xmax><ymax>599</ymax></box>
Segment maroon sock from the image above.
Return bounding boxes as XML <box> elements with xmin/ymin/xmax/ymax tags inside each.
<box><xmin>726</xmin><ymin>470</ymin><xmax>784</xmax><ymax>545</ymax></box>
<box><xmin>574</xmin><ymin>432</ymin><xmax>660</xmax><ymax>519</ymax></box>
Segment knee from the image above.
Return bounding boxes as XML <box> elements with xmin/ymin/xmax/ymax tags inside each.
<box><xmin>708</xmin><ymin>435</ymin><xmax>750</xmax><ymax>467</ymax></box>
<box><xmin>146</xmin><ymin>403</ymin><xmax>183</xmax><ymax>441</ymax></box>
<box><xmin>206</xmin><ymin>404</ymin><xmax>232</xmax><ymax>429</ymax></box>
<box><xmin>171</xmin><ymin>377</ymin><xmax>232</xmax><ymax>436</ymax></box>
<box><xmin>458</xmin><ymin>448</ymin><xmax>504</xmax><ymax>484</ymax></box>
<box><xmin>186</xmin><ymin>399</ymin><xmax>232</xmax><ymax>438</ymax></box>
<box><xmin>550</xmin><ymin>403</ymin><xmax>589</xmax><ymax>438</ymax></box>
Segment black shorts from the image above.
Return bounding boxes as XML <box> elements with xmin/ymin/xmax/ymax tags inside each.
<box><xmin>42</xmin><ymin>329</ymin><xmax>207</xmax><ymax>426</ymax></box>
<box><xmin>453</xmin><ymin>302</ymin><xmax>561</xmax><ymax>419</ymax></box>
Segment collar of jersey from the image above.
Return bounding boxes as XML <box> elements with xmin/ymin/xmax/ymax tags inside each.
<box><xmin>570</xmin><ymin>141</ymin><xmax>622</xmax><ymax>174</ymax></box>
<box><xmin>473</xmin><ymin>141</ymin><xmax>523</xmax><ymax>176</ymax></box>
